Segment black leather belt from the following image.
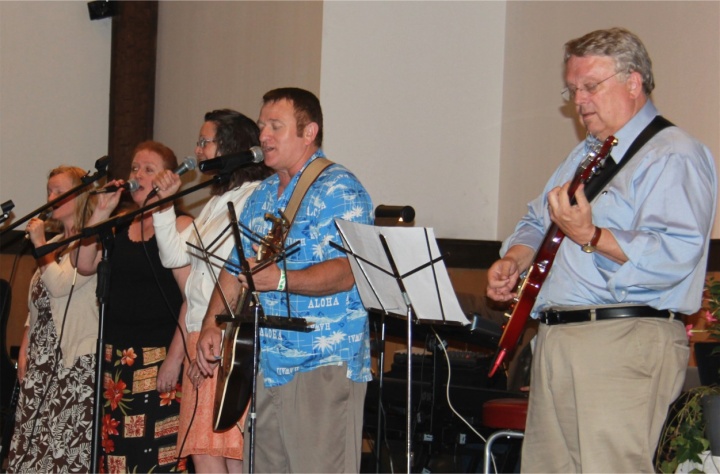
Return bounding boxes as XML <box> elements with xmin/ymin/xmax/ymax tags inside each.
<box><xmin>539</xmin><ymin>306</ymin><xmax>672</xmax><ymax>325</ymax></box>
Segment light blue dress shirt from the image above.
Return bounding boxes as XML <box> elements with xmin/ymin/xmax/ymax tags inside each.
<box><xmin>226</xmin><ymin>150</ymin><xmax>374</xmax><ymax>387</ymax></box>
<box><xmin>502</xmin><ymin>101</ymin><xmax>717</xmax><ymax>316</ymax></box>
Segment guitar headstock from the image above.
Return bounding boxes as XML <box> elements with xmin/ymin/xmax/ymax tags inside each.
<box><xmin>576</xmin><ymin>135</ymin><xmax>618</xmax><ymax>184</ymax></box>
<box><xmin>257</xmin><ymin>212</ymin><xmax>290</xmax><ymax>262</ymax></box>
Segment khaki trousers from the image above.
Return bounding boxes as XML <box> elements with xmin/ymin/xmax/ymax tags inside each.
<box><xmin>243</xmin><ymin>364</ymin><xmax>367</xmax><ymax>473</ymax></box>
<box><xmin>521</xmin><ymin>317</ymin><xmax>688</xmax><ymax>473</ymax></box>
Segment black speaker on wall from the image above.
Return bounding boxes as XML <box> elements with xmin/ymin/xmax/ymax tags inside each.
<box><xmin>87</xmin><ymin>0</ymin><xmax>117</xmax><ymax>21</ymax></box>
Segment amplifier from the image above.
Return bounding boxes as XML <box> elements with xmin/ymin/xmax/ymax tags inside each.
<box><xmin>393</xmin><ymin>349</ymin><xmax>485</xmax><ymax>369</ymax></box>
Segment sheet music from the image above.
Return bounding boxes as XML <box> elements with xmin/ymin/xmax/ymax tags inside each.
<box><xmin>335</xmin><ymin>219</ymin><xmax>468</xmax><ymax>325</ymax></box>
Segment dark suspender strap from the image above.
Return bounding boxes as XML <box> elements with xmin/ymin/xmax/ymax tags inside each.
<box><xmin>584</xmin><ymin>115</ymin><xmax>674</xmax><ymax>201</ymax></box>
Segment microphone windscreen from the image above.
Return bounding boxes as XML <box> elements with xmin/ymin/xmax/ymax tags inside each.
<box><xmin>181</xmin><ymin>156</ymin><xmax>197</xmax><ymax>172</ymax></box>
<box><xmin>126</xmin><ymin>180</ymin><xmax>140</xmax><ymax>192</ymax></box>
<box><xmin>249</xmin><ymin>146</ymin><xmax>264</xmax><ymax>163</ymax></box>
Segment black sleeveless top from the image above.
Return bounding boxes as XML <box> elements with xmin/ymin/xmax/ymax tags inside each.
<box><xmin>105</xmin><ymin>224</ymin><xmax>182</xmax><ymax>349</ymax></box>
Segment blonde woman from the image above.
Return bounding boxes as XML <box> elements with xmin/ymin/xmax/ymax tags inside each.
<box><xmin>8</xmin><ymin>166</ymin><xmax>99</xmax><ymax>473</ymax></box>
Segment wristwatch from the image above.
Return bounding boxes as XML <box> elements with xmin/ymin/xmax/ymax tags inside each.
<box><xmin>581</xmin><ymin>226</ymin><xmax>602</xmax><ymax>253</ymax></box>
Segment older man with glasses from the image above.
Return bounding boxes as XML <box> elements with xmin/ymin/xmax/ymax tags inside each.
<box><xmin>487</xmin><ymin>27</ymin><xmax>716</xmax><ymax>472</ymax></box>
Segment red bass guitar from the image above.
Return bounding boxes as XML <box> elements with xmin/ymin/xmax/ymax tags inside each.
<box><xmin>488</xmin><ymin>135</ymin><xmax>618</xmax><ymax>377</ymax></box>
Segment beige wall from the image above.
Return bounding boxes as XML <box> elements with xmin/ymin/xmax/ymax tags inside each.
<box><xmin>2</xmin><ymin>1</ymin><xmax>718</xmax><ymax>240</ymax></box>
<box><xmin>154</xmin><ymin>1</ymin><xmax>323</xmax><ymax>214</ymax></box>
<box><xmin>153</xmin><ymin>0</ymin><xmax>720</xmax><ymax>240</ymax></box>
<box><xmin>0</xmin><ymin>1</ymin><xmax>111</xmax><ymax>222</ymax></box>
<box><xmin>498</xmin><ymin>1</ymin><xmax>720</xmax><ymax>238</ymax></box>
<box><xmin>320</xmin><ymin>1</ymin><xmax>507</xmax><ymax>239</ymax></box>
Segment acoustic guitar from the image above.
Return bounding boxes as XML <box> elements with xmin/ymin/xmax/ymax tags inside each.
<box><xmin>213</xmin><ymin>212</ymin><xmax>288</xmax><ymax>432</ymax></box>
<box><xmin>488</xmin><ymin>135</ymin><xmax>618</xmax><ymax>377</ymax></box>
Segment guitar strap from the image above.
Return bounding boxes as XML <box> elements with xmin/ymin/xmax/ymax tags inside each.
<box><xmin>584</xmin><ymin>115</ymin><xmax>674</xmax><ymax>201</ymax></box>
<box><xmin>280</xmin><ymin>157</ymin><xmax>334</xmax><ymax>239</ymax></box>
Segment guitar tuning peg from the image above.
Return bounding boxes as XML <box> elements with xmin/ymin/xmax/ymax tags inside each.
<box><xmin>264</xmin><ymin>213</ymin><xmax>282</xmax><ymax>224</ymax></box>
<box><xmin>278</xmin><ymin>209</ymin><xmax>290</xmax><ymax>226</ymax></box>
<box><xmin>265</xmin><ymin>211</ymin><xmax>291</xmax><ymax>228</ymax></box>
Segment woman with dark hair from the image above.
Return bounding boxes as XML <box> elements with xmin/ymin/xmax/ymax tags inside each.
<box><xmin>151</xmin><ymin>109</ymin><xmax>271</xmax><ymax>472</ymax></box>
<box><xmin>8</xmin><ymin>166</ymin><xmax>99</xmax><ymax>473</ymax></box>
<box><xmin>76</xmin><ymin>141</ymin><xmax>193</xmax><ymax>473</ymax></box>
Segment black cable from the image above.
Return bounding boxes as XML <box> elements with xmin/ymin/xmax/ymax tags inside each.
<box><xmin>138</xmin><ymin>200</ymin><xmax>191</xmax><ymax>471</ymax></box>
<box><xmin>180</xmin><ymin>380</ymin><xmax>201</xmax><ymax>458</ymax></box>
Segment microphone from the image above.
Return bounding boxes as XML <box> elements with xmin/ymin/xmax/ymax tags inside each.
<box><xmin>1</xmin><ymin>200</ymin><xmax>14</xmax><ymax>215</ymax></box>
<box><xmin>0</xmin><ymin>200</ymin><xmax>13</xmax><ymax>224</ymax></box>
<box><xmin>91</xmin><ymin>180</ymin><xmax>140</xmax><ymax>195</ymax></box>
<box><xmin>80</xmin><ymin>155</ymin><xmax>111</xmax><ymax>185</ymax></box>
<box><xmin>147</xmin><ymin>156</ymin><xmax>198</xmax><ymax>198</ymax></box>
<box><xmin>94</xmin><ymin>155</ymin><xmax>110</xmax><ymax>175</ymax></box>
<box><xmin>24</xmin><ymin>208</ymin><xmax>53</xmax><ymax>239</ymax></box>
<box><xmin>199</xmin><ymin>146</ymin><xmax>264</xmax><ymax>174</ymax></box>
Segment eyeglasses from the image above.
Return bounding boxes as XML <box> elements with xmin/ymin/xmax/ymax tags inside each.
<box><xmin>196</xmin><ymin>137</ymin><xmax>216</xmax><ymax>148</ymax></box>
<box><xmin>561</xmin><ymin>71</ymin><xmax>622</xmax><ymax>101</ymax></box>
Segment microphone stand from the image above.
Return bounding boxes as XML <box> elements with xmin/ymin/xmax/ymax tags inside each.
<box><xmin>34</xmin><ymin>174</ymin><xmax>228</xmax><ymax>258</ymax></box>
<box><xmin>220</xmin><ymin>205</ymin><xmax>308</xmax><ymax>474</ymax></box>
<box><xmin>224</xmin><ymin>201</ymin><xmax>261</xmax><ymax>473</ymax></box>
<box><xmin>0</xmin><ymin>156</ymin><xmax>110</xmax><ymax>238</ymax></box>
<box><xmin>33</xmin><ymin>173</ymin><xmax>228</xmax><ymax>473</ymax></box>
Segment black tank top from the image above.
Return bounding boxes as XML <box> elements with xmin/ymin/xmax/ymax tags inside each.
<box><xmin>105</xmin><ymin>224</ymin><xmax>182</xmax><ymax>349</ymax></box>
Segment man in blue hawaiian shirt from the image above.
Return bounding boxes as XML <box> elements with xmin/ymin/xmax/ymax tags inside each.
<box><xmin>197</xmin><ymin>87</ymin><xmax>373</xmax><ymax>473</ymax></box>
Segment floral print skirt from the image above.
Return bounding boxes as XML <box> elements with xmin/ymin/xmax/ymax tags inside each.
<box><xmin>100</xmin><ymin>343</ymin><xmax>187</xmax><ymax>473</ymax></box>
<box><xmin>7</xmin><ymin>310</ymin><xmax>95</xmax><ymax>473</ymax></box>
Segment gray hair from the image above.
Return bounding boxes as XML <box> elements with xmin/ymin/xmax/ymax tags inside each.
<box><xmin>564</xmin><ymin>27</ymin><xmax>654</xmax><ymax>96</ymax></box>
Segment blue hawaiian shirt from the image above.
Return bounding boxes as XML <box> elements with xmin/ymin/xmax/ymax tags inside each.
<box><xmin>226</xmin><ymin>150</ymin><xmax>374</xmax><ymax>387</ymax></box>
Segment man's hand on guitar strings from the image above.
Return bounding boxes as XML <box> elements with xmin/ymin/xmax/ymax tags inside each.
<box><xmin>486</xmin><ymin>256</ymin><xmax>520</xmax><ymax>303</ymax></box>
<box><xmin>546</xmin><ymin>182</ymin><xmax>595</xmax><ymax>246</ymax></box>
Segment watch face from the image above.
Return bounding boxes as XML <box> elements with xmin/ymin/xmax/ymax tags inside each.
<box><xmin>581</xmin><ymin>227</ymin><xmax>601</xmax><ymax>254</ymax></box>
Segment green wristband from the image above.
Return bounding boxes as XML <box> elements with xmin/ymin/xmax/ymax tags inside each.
<box><xmin>277</xmin><ymin>269</ymin><xmax>286</xmax><ymax>291</ymax></box>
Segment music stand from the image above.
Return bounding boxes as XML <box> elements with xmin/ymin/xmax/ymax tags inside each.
<box><xmin>333</xmin><ymin>220</ymin><xmax>468</xmax><ymax>473</ymax></box>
